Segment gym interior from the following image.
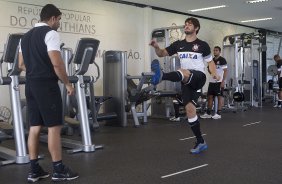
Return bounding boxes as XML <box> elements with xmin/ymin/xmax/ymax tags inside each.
<box><xmin>1</xmin><ymin>0</ymin><xmax>282</xmax><ymax>183</ymax></box>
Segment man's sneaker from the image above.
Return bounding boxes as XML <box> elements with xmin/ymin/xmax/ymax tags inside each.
<box><xmin>212</xmin><ymin>114</ymin><xmax>221</xmax><ymax>119</ymax></box>
<box><xmin>27</xmin><ymin>166</ymin><xmax>49</xmax><ymax>183</ymax></box>
<box><xmin>190</xmin><ymin>141</ymin><xmax>208</xmax><ymax>154</ymax></box>
<box><xmin>52</xmin><ymin>165</ymin><xmax>79</xmax><ymax>182</ymax></box>
<box><xmin>169</xmin><ymin>116</ymin><xmax>180</xmax><ymax>122</ymax></box>
<box><xmin>274</xmin><ymin>104</ymin><xmax>282</xmax><ymax>108</ymax></box>
<box><xmin>200</xmin><ymin>113</ymin><xmax>212</xmax><ymax>119</ymax></box>
<box><xmin>151</xmin><ymin>59</ymin><xmax>163</xmax><ymax>85</ymax></box>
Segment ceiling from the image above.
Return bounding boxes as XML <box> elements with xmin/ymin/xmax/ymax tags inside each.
<box><xmin>121</xmin><ymin>0</ymin><xmax>282</xmax><ymax>33</ymax></box>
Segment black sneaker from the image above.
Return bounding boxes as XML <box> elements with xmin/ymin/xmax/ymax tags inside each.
<box><xmin>27</xmin><ymin>166</ymin><xmax>50</xmax><ymax>183</ymax></box>
<box><xmin>52</xmin><ymin>165</ymin><xmax>79</xmax><ymax>182</ymax></box>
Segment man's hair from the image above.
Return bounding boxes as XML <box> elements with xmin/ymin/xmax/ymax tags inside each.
<box><xmin>214</xmin><ymin>46</ymin><xmax>221</xmax><ymax>52</ymax></box>
<box><xmin>185</xmin><ymin>17</ymin><xmax>200</xmax><ymax>34</ymax></box>
<box><xmin>40</xmin><ymin>4</ymin><xmax>62</xmax><ymax>21</ymax></box>
<box><xmin>274</xmin><ymin>54</ymin><xmax>280</xmax><ymax>60</ymax></box>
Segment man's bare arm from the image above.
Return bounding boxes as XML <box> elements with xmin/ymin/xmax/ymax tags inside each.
<box><xmin>18</xmin><ymin>52</ymin><xmax>26</xmax><ymax>72</ymax></box>
<box><xmin>48</xmin><ymin>50</ymin><xmax>75</xmax><ymax>96</ymax></box>
<box><xmin>208</xmin><ymin>60</ymin><xmax>220</xmax><ymax>81</ymax></box>
<box><xmin>48</xmin><ymin>50</ymin><xmax>70</xmax><ymax>85</ymax></box>
<box><xmin>221</xmin><ymin>68</ymin><xmax>228</xmax><ymax>88</ymax></box>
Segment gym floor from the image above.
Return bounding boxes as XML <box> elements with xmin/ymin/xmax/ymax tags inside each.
<box><xmin>0</xmin><ymin>105</ymin><xmax>282</xmax><ymax>184</ymax></box>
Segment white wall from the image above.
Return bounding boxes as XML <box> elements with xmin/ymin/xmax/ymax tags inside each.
<box><xmin>0</xmin><ymin>0</ymin><xmax>256</xmax><ymax>111</ymax></box>
<box><xmin>152</xmin><ymin>10</ymin><xmax>256</xmax><ymax>46</ymax></box>
<box><xmin>0</xmin><ymin>0</ymin><xmax>146</xmax><ymax>109</ymax></box>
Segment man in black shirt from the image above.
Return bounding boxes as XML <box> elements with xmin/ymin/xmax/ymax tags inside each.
<box><xmin>201</xmin><ymin>46</ymin><xmax>227</xmax><ymax>119</ymax></box>
<box><xmin>19</xmin><ymin>4</ymin><xmax>78</xmax><ymax>182</ymax></box>
<box><xmin>274</xmin><ymin>54</ymin><xmax>282</xmax><ymax>107</ymax></box>
<box><xmin>150</xmin><ymin>17</ymin><xmax>220</xmax><ymax>154</ymax></box>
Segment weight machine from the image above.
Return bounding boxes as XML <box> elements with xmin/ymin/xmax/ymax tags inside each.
<box><xmin>222</xmin><ymin>32</ymin><xmax>265</xmax><ymax>109</ymax></box>
<box><xmin>150</xmin><ymin>26</ymin><xmax>183</xmax><ymax>118</ymax></box>
<box><xmin>0</xmin><ymin>33</ymin><xmax>29</xmax><ymax>165</ymax></box>
<box><xmin>103</xmin><ymin>51</ymin><xmax>160</xmax><ymax>127</ymax></box>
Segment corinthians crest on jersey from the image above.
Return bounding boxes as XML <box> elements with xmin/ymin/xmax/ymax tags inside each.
<box><xmin>192</xmin><ymin>44</ymin><xmax>199</xmax><ymax>52</ymax></box>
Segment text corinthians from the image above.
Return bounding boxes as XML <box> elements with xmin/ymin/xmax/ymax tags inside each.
<box><xmin>10</xmin><ymin>5</ymin><xmax>96</xmax><ymax>35</ymax></box>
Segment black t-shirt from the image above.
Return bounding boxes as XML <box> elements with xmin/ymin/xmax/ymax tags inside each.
<box><xmin>277</xmin><ymin>59</ymin><xmax>282</xmax><ymax>78</ymax></box>
<box><xmin>276</xmin><ymin>59</ymin><xmax>282</xmax><ymax>68</ymax></box>
<box><xmin>165</xmin><ymin>38</ymin><xmax>212</xmax><ymax>73</ymax></box>
<box><xmin>208</xmin><ymin>56</ymin><xmax>227</xmax><ymax>73</ymax></box>
<box><xmin>213</xmin><ymin>56</ymin><xmax>227</xmax><ymax>66</ymax></box>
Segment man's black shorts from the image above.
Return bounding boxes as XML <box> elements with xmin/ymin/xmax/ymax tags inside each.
<box><xmin>25</xmin><ymin>79</ymin><xmax>63</xmax><ymax>127</ymax></box>
<box><xmin>207</xmin><ymin>82</ymin><xmax>223</xmax><ymax>96</ymax></box>
<box><xmin>182</xmin><ymin>70</ymin><xmax>206</xmax><ymax>106</ymax></box>
<box><xmin>279</xmin><ymin>77</ymin><xmax>282</xmax><ymax>91</ymax></box>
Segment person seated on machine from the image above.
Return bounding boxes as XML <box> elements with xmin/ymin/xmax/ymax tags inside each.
<box><xmin>200</xmin><ymin>46</ymin><xmax>228</xmax><ymax>119</ymax></box>
<box><xmin>273</xmin><ymin>54</ymin><xmax>282</xmax><ymax>108</ymax></box>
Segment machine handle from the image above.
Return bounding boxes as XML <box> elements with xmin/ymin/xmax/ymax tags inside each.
<box><xmin>0</xmin><ymin>77</ymin><xmax>12</xmax><ymax>85</ymax></box>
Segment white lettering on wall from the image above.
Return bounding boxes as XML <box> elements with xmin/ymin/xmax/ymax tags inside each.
<box><xmin>8</xmin><ymin>3</ymin><xmax>97</xmax><ymax>35</ymax></box>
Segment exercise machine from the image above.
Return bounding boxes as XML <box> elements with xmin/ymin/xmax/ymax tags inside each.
<box><xmin>126</xmin><ymin>72</ymin><xmax>158</xmax><ymax>127</ymax></box>
<box><xmin>0</xmin><ymin>33</ymin><xmax>29</xmax><ymax>165</ymax></box>
<box><xmin>222</xmin><ymin>32</ymin><xmax>264</xmax><ymax>109</ymax></box>
<box><xmin>103</xmin><ymin>51</ymin><xmax>161</xmax><ymax>127</ymax></box>
<box><xmin>61</xmin><ymin>47</ymin><xmax>117</xmax><ymax>131</ymax></box>
<box><xmin>0</xmin><ymin>106</ymin><xmax>13</xmax><ymax>143</ymax></box>
<box><xmin>150</xmin><ymin>27</ymin><xmax>184</xmax><ymax>118</ymax></box>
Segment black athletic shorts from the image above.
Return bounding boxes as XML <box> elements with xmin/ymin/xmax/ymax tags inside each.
<box><xmin>207</xmin><ymin>82</ymin><xmax>223</xmax><ymax>96</ymax></box>
<box><xmin>181</xmin><ymin>70</ymin><xmax>206</xmax><ymax>106</ymax></box>
<box><xmin>279</xmin><ymin>77</ymin><xmax>282</xmax><ymax>91</ymax></box>
<box><xmin>25</xmin><ymin>79</ymin><xmax>63</xmax><ymax>127</ymax></box>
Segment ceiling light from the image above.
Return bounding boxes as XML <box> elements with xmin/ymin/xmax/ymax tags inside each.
<box><xmin>246</xmin><ymin>0</ymin><xmax>271</xmax><ymax>4</ymax></box>
<box><xmin>240</xmin><ymin>17</ymin><xmax>272</xmax><ymax>23</ymax></box>
<box><xmin>189</xmin><ymin>5</ymin><xmax>227</xmax><ymax>12</ymax></box>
